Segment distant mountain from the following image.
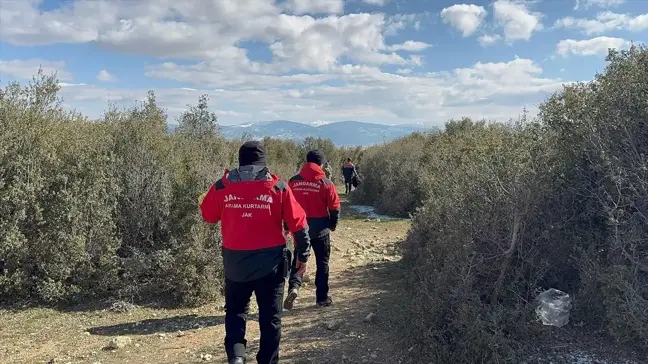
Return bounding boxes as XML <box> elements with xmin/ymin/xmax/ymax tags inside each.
<box><xmin>215</xmin><ymin>120</ymin><xmax>428</xmax><ymax>146</ymax></box>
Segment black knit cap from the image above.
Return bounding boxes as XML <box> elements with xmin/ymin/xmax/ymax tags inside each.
<box><xmin>238</xmin><ymin>140</ymin><xmax>267</xmax><ymax>167</ymax></box>
<box><xmin>306</xmin><ymin>149</ymin><xmax>325</xmax><ymax>166</ymax></box>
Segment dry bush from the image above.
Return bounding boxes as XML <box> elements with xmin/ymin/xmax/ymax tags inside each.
<box><xmin>0</xmin><ymin>74</ymin><xmax>122</xmax><ymax>303</ymax></box>
<box><xmin>0</xmin><ymin>74</ymin><xmax>332</xmax><ymax>307</ymax></box>
<box><xmin>540</xmin><ymin>46</ymin><xmax>648</xmax><ymax>346</ymax></box>
<box><xmin>350</xmin><ymin>132</ymin><xmax>430</xmax><ymax>216</ymax></box>
<box><xmin>353</xmin><ymin>46</ymin><xmax>648</xmax><ymax>361</ymax></box>
<box><xmin>260</xmin><ymin>137</ymin><xmax>302</xmax><ymax>179</ymax></box>
<box><xmin>403</xmin><ymin>120</ymin><xmax>569</xmax><ymax>363</ymax></box>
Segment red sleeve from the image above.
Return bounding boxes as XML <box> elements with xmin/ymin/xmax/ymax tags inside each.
<box><xmin>327</xmin><ymin>184</ymin><xmax>341</xmax><ymax>210</ymax></box>
<box><xmin>282</xmin><ymin>186</ymin><xmax>308</xmax><ymax>233</ymax></box>
<box><xmin>200</xmin><ymin>184</ymin><xmax>222</xmax><ymax>223</ymax></box>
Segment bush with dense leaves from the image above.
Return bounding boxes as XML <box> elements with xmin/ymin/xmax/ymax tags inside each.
<box><xmin>352</xmin><ymin>46</ymin><xmax>648</xmax><ymax>361</ymax></box>
<box><xmin>539</xmin><ymin>46</ymin><xmax>648</xmax><ymax>346</ymax></box>
<box><xmin>0</xmin><ymin>74</ymin><xmax>347</xmax><ymax>306</ymax></box>
<box><xmin>350</xmin><ymin>131</ymin><xmax>432</xmax><ymax>216</ymax></box>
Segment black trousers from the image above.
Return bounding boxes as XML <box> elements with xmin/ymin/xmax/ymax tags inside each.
<box><xmin>344</xmin><ymin>179</ymin><xmax>353</xmax><ymax>193</ymax></box>
<box><xmin>288</xmin><ymin>234</ymin><xmax>331</xmax><ymax>303</ymax></box>
<box><xmin>224</xmin><ymin>266</ymin><xmax>285</xmax><ymax>364</ymax></box>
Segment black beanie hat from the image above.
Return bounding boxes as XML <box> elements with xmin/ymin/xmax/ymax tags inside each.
<box><xmin>306</xmin><ymin>150</ymin><xmax>325</xmax><ymax>165</ymax></box>
<box><xmin>238</xmin><ymin>140</ymin><xmax>267</xmax><ymax>167</ymax></box>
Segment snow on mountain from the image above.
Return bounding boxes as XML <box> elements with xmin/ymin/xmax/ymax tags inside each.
<box><xmin>309</xmin><ymin>120</ymin><xmax>331</xmax><ymax>127</ymax></box>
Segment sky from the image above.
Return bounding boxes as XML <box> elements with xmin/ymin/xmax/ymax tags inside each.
<box><xmin>0</xmin><ymin>0</ymin><xmax>646</xmax><ymax>127</ymax></box>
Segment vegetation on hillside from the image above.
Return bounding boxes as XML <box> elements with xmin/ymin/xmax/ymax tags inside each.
<box><xmin>352</xmin><ymin>46</ymin><xmax>648</xmax><ymax>361</ymax></box>
<box><xmin>0</xmin><ymin>73</ymin><xmax>351</xmax><ymax>306</ymax></box>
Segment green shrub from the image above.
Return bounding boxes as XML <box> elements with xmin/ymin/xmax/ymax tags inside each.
<box><xmin>403</xmin><ymin>121</ymin><xmax>566</xmax><ymax>362</ymax></box>
<box><xmin>350</xmin><ymin>132</ymin><xmax>429</xmax><ymax>216</ymax></box>
<box><xmin>540</xmin><ymin>46</ymin><xmax>648</xmax><ymax>346</ymax></box>
<box><xmin>352</xmin><ymin>46</ymin><xmax>648</xmax><ymax>361</ymax></box>
<box><xmin>0</xmin><ymin>73</ymin><xmax>342</xmax><ymax>306</ymax></box>
<box><xmin>0</xmin><ymin>74</ymin><xmax>122</xmax><ymax>303</ymax></box>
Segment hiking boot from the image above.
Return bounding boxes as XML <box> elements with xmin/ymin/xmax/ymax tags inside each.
<box><xmin>316</xmin><ymin>297</ymin><xmax>333</xmax><ymax>307</ymax></box>
<box><xmin>229</xmin><ymin>357</ymin><xmax>245</xmax><ymax>364</ymax></box>
<box><xmin>283</xmin><ymin>289</ymin><xmax>299</xmax><ymax>310</ymax></box>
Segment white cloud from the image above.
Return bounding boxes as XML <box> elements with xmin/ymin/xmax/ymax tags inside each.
<box><xmin>0</xmin><ymin>1</ymin><xmax>569</xmax><ymax>127</ymax></box>
<box><xmin>284</xmin><ymin>0</ymin><xmax>344</xmax><ymax>15</ymax></box>
<box><xmin>387</xmin><ymin>40</ymin><xmax>432</xmax><ymax>51</ymax></box>
<box><xmin>628</xmin><ymin>14</ymin><xmax>648</xmax><ymax>31</ymax></box>
<box><xmin>362</xmin><ymin>0</ymin><xmax>390</xmax><ymax>5</ymax></box>
<box><xmin>575</xmin><ymin>0</ymin><xmax>625</xmax><ymax>10</ymax></box>
<box><xmin>493</xmin><ymin>0</ymin><xmax>543</xmax><ymax>42</ymax></box>
<box><xmin>554</xmin><ymin>12</ymin><xmax>626</xmax><ymax>35</ymax></box>
<box><xmin>144</xmin><ymin>61</ymin><xmax>333</xmax><ymax>89</ymax></box>
<box><xmin>478</xmin><ymin>34</ymin><xmax>502</xmax><ymax>46</ymax></box>
<box><xmin>554</xmin><ymin>11</ymin><xmax>648</xmax><ymax>35</ymax></box>
<box><xmin>0</xmin><ymin>59</ymin><xmax>73</xmax><ymax>81</ymax></box>
<box><xmin>453</xmin><ymin>59</ymin><xmax>551</xmax><ymax>90</ymax></box>
<box><xmin>385</xmin><ymin>13</ymin><xmax>421</xmax><ymax>34</ymax></box>
<box><xmin>96</xmin><ymin>69</ymin><xmax>117</xmax><ymax>82</ymax></box>
<box><xmin>0</xmin><ymin>0</ymin><xmax>110</xmax><ymax>45</ymax></box>
<box><xmin>0</xmin><ymin>1</ymin><xmax>422</xmax><ymax>74</ymax></box>
<box><xmin>556</xmin><ymin>36</ymin><xmax>630</xmax><ymax>56</ymax></box>
<box><xmin>54</xmin><ymin>57</ymin><xmax>566</xmax><ymax>126</ymax></box>
<box><xmin>440</xmin><ymin>4</ymin><xmax>488</xmax><ymax>37</ymax></box>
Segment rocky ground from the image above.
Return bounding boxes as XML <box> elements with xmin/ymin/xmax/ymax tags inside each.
<box><xmin>1</xmin><ymin>197</ymin><xmax>642</xmax><ymax>364</ymax></box>
<box><xmin>0</xmin><ymin>197</ymin><xmax>412</xmax><ymax>364</ymax></box>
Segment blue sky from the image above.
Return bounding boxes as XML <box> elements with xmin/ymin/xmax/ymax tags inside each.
<box><xmin>0</xmin><ymin>0</ymin><xmax>646</xmax><ymax>126</ymax></box>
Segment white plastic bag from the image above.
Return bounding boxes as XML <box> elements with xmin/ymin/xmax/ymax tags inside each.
<box><xmin>535</xmin><ymin>288</ymin><xmax>572</xmax><ymax>327</ymax></box>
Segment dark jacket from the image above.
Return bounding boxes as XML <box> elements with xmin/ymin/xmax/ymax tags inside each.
<box><xmin>342</xmin><ymin>162</ymin><xmax>357</xmax><ymax>182</ymax></box>
<box><xmin>200</xmin><ymin>165</ymin><xmax>310</xmax><ymax>282</ymax></box>
<box><xmin>289</xmin><ymin>163</ymin><xmax>341</xmax><ymax>238</ymax></box>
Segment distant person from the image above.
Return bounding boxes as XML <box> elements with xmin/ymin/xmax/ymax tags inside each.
<box><xmin>285</xmin><ymin>150</ymin><xmax>341</xmax><ymax>309</ymax></box>
<box><xmin>342</xmin><ymin>158</ymin><xmax>358</xmax><ymax>194</ymax></box>
<box><xmin>199</xmin><ymin>140</ymin><xmax>311</xmax><ymax>364</ymax></box>
<box><xmin>323</xmin><ymin>160</ymin><xmax>333</xmax><ymax>179</ymax></box>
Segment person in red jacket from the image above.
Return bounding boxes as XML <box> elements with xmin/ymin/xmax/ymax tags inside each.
<box><xmin>284</xmin><ymin>150</ymin><xmax>341</xmax><ymax>309</ymax></box>
<box><xmin>200</xmin><ymin>141</ymin><xmax>310</xmax><ymax>364</ymax></box>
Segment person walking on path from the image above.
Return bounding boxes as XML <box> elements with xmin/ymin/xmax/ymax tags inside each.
<box><xmin>342</xmin><ymin>158</ymin><xmax>358</xmax><ymax>194</ymax></box>
<box><xmin>199</xmin><ymin>140</ymin><xmax>311</xmax><ymax>364</ymax></box>
<box><xmin>284</xmin><ymin>150</ymin><xmax>341</xmax><ymax>309</ymax></box>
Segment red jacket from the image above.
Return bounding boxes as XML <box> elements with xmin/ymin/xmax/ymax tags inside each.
<box><xmin>201</xmin><ymin>170</ymin><xmax>308</xmax><ymax>251</ymax></box>
<box><xmin>289</xmin><ymin>163</ymin><xmax>341</xmax><ymax>237</ymax></box>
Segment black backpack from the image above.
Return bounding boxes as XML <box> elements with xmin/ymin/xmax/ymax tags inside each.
<box><xmin>351</xmin><ymin>175</ymin><xmax>360</xmax><ymax>188</ymax></box>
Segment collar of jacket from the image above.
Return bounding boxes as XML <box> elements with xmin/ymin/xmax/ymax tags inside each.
<box><xmin>220</xmin><ymin>167</ymin><xmax>279</xmax><ymax>190</ymax></box>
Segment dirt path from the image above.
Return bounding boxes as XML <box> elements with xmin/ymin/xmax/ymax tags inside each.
<box><xmin>1</xmin><ymin>197</ymin><xmax>412</xmax><ymax>364</ymax></box>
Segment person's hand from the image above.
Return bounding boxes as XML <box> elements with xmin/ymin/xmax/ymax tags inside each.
<box><xmin>295</xmin><ymin>260</ymin><xmax>308</xmax><ymax>276</ymax></box>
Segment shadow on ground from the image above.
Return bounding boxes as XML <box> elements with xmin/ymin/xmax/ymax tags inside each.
<box><xmin>0</xmin><ymin>294</ymin><xmax>215</xmax><ymax>314</ymax></box>
<box><xmin>280</xmin><ymin>257</ymin><xmax>413</xmax><ymax>364</ymax></box>
<box><xmin>88</xmin><ymin>314</ymin><xmax>228</xmax><ymax>336</ymax></box>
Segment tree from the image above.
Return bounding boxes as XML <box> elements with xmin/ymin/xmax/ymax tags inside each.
<box><xmin>177</xmin><ymin>94</ymin><xmax>219</xmax><ymax>138</ymax></box>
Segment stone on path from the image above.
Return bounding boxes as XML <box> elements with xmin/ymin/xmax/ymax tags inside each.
<box><xmin>106</xmin><ymin>336</ymin><xmax>132</xmax><ymax>350</ymax></box>
<box><xmin>324</xmin><ymin>320</ymin><xmax>342</xmax><ymax>331</ymax></box>
<box><xmin>364</xmin><ymin>313</ymin><xmax>377</xmax><ymax>323</ymax></box>
<box><xmin>200</xmin><ymin>353</ymin><xmax>213</xmax><ymax>361</ymax></box>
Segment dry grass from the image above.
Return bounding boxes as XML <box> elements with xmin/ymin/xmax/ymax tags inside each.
<box><xmin>1</xmin><ymin>196</ymin><xmax>412</xmax><ymax>364</ymax></box>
